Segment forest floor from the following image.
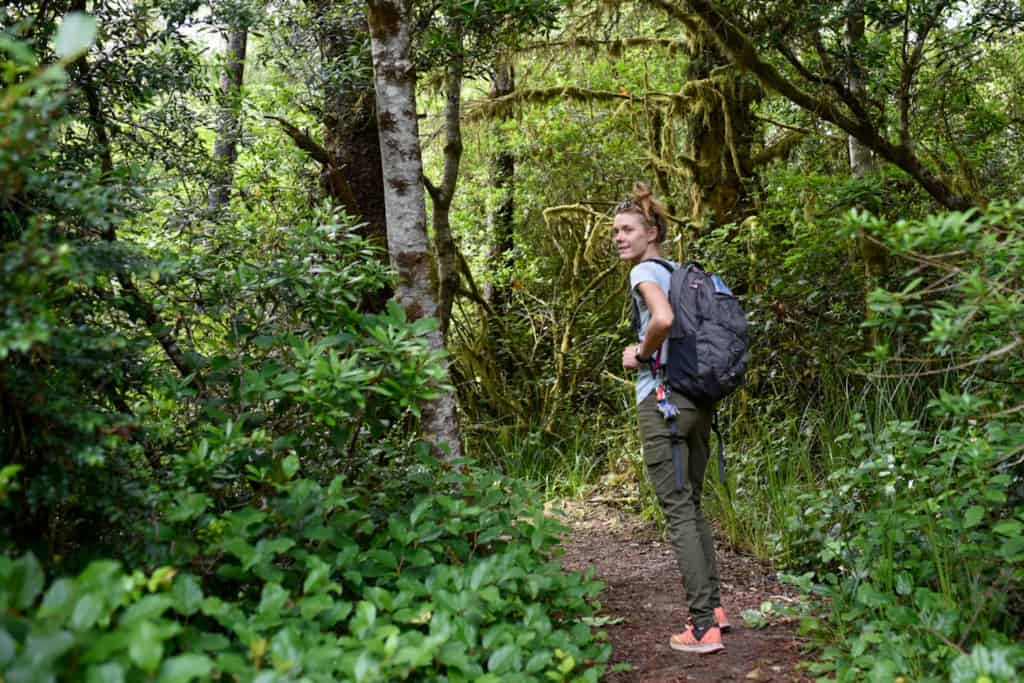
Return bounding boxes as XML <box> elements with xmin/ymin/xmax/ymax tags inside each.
<box><xmin>557</xmin><ymin>501</ymin><xmax>814</xmax><ymax>683</ymax></box>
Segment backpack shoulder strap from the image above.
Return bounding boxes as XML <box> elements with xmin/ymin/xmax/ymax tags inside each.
<box><xmin>641</xmin><ymin>258</ymin><xmax>675</xmax><ymax>274</ymax></box>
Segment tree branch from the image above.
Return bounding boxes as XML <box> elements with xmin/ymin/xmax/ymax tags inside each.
<box><xmin>265</xmin><ymin>115</ymin><xmax>331</xmax><ymax>165</ymax></box>
<box><xmin>648</xmin><ymin>0</ymin><xmax>972</xmax><ymax>210</ymax></box>
<box><xmin>265</xmin><ymin>114</ymin><xmax>360</xmax><ymax>216</ymax></box>
<box><xmin>466</xmin><ymin>86</ymin><xmax>688</xmax><ymax>121</ymax></box>
<box><xmin>752</xmin><ymin>130</ymin><xmax>806</xmax><ymax>166</ymax></box>
<box><xmin>520</xmin><ymin>37</ymin><xmax>689</xmax><ymax>54</ymax></box>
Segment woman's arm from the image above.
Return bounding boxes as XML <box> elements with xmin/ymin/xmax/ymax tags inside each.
<box><xmin>623</xmin><ymin>281</ymin><xmax>674</xmax><ymax>369</ymax></box>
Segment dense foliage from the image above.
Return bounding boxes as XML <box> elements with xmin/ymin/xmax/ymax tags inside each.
<box><xmin>4</xmin><ymin>0</ymin><xmax>1024</xmax><ymax>680</ymax></box>
<box><xmin>1</xmin><ymin>10</ymin><xmax>610</xmax><ymax>682</ymax></box>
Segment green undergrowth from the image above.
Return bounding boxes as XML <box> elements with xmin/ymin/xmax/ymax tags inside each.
<box><xmin>714</xmin><ymin>205</ymin><xmax>1024</xmax><ymax>681</ymax></box>
<box><xmin>477</xmin><ymin>203</ymin><xmax>1024</xmax><ymax>682</ymax></box>
<box><xmin>1</xmin><ymin>453</ymin><xmax>612</xmax><ymax>682</ymax></box>
<box><xmin>1</xmin><ymin>33</ymin><xmax>612</xmax><ymax>680</ymax></box>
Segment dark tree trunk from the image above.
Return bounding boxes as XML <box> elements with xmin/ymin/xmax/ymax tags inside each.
<box><xmin>209</xmin><ymin>28</ymin><xmax>247</xmax><ymax>210</ymax></box>
<box><xmin>485</xmin><ymin>60</ymin><xmax>516</xmax><ymax>308</ymax></box>
<box><xmin>426</xmin><ymin>42</ymin><xmax>464</xmax><ymax>340</ymax></box>
<box><xmin>683</xmin><ymin>29</ymin><xmax>761</xmax><ymax>229</ymax></box>
<box><xmin>311</xmin><ymin>1</ymin><xmax>388</xmax><ymax>250</ymax></box>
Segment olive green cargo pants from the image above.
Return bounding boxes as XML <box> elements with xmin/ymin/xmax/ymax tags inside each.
<box><xmin>638</xmin><ymin>391</ymin><xmax>721</xmax><ymax>629</ymax></box>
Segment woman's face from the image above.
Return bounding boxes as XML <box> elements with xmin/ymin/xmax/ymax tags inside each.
<box><xmin>612</xmin><ymin>212</ymin><xmax>657</xmax><ymax>262</ymax></box>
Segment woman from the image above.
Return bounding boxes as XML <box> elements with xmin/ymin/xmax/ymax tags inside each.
<box><xmin>614</xmin><ymin>182</ymin><xmax>730</xmax><ymax>654</ymax></box>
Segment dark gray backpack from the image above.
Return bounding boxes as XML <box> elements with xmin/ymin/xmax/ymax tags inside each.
<box><xmin>633</xmin><ymin>259</ymin><xmax>749</xmax><ymax>404</ymax></box>
<box><xmin>664</xmin><ymin>262</ymin><xmax>749</xmax><ymax>403</ymax></box>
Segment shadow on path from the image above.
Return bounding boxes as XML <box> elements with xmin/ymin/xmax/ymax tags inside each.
<box><xmin>557</xmin><ymin>501</ymin><xmax>813</xmax><ymax>683</ymax></box>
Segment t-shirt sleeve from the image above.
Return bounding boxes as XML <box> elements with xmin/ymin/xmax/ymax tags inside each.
<box><xmin>629</xmin><ymin>262</ymin><xmax>662</xmax><ymax>291</ymax></box>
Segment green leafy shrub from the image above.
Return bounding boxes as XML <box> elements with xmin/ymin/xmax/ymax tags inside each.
<box><xmin>2</xmin><ymin>454</ymin><xmax>609</xmax><ymax>682</ymax></box>
<box><xmin>784</xmin><ymin>202</ymin><xmax>1024</xmax><ymax>681</ymax></box>
<box><xmin>2</xmin><ymin>26</ymin><xmax>610</xmax><ymax>682</ymax></box>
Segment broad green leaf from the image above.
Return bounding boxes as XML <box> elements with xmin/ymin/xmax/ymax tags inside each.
<box><xmin>172</xmin><ymin>574</ymin><xmax>203</xmax><ymax>616</ymax></box>
<box><xmin>157</xmin><ymin>654</ymin><xmax>213</xmax><ymax>683</ymax></box>
<box><xmin>24</xmin><ymin>630</ymin><xmax>74</xmax><ymax>666</ymax></box>
<box><xmin>964</xmin><ymin>505</ymin><xmax>985</xmax><ymax>528</ymax></box>
<box><xmin>87</xmin><ymin>662</ymin><xmax>126</xmax><ymax>683</ymax></box>
<box><xmin>0</xmin><ymin>629</ymin><xmax>15</xmax><ymax>666</ymax></box>
<box><xmin>281</xmin><ymin>455</ymin><xmax>300</xmax><ymax>479</ymax></box>
<box><xmin>488</xmin><ymin>644</ymin><xmax>517</xmax><ymax>673</ymax></box>
<box><xmin>38</xmin><ymin>578</ymin><xmax>74</xmax><ymax>618</ymax></box>
<box><xmin>83</xmin><ymin>629</ymin><xmax>131</xmax><ymax>663</ymax></box>
<box><xmin>13</xmin><ymin>552</ymin><xmax>45</xmax><ymax>609</ymax></box>
<box><xmin>258</xmin><ymin>583</ymin><xmax>289</xmax><ymax>615</ymax></box>
<box><xmin>129</xmin><ymin>621</ymin><xmax>164</xmax><ymax>673</ymax></box>
<box><xmin>993</xmin><ymin>520</ymin><xmax>1023</xmax><ymax>537</ymax></box>
<box><xmin>70</xmin><ymin>593</ymin><xmax>104</xmax><ymax>631</ymax></box>
<box><xmin>120</xmin><ymin>595</ymin><xmax>172</xmax><ymax>626</ymax></box>
<box><xmin>353</xmin><ymin>651</ymin><xmax>378</xmax><ymax>683</ymax></box>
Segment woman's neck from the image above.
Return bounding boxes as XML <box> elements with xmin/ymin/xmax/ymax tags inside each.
<box><xmin>638</xmin><ymin>244</ymin><xmax>663</xmax><ymax>263</ymax></box>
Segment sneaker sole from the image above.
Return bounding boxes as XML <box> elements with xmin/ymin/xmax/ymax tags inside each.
<box><xmin>669</xmin><ymin>641</ymin><xmax>725</xmax><ymax>654</ymax></box>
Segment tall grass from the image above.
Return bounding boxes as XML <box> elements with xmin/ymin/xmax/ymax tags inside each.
<box><xmin>463</xmin><ymin>363</ymin><xmax>936</xmax><ymax>568</ymax></box>
<box><xmin>705</xmin><ymin>365</ymin><xmax>935</xmax><ymax>561</ymax></box>
<box><xmin>463</xmin><ymin>413</ymin><xmax>636</xmax><ymax>499</ymax></box>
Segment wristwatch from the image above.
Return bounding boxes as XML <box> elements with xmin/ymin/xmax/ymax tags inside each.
<box><xmin>635</xmin><ymin>344</ymin><xmax>652</xmax><ymax>363</ymax></box>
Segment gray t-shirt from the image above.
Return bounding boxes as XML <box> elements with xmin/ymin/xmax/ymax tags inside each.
<box><xmin>630</xmin><ymin>259</ymin><xmax>677</xmax><ymax>404</ymax></box>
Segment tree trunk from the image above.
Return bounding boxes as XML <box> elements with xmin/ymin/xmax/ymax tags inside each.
<box><xmin>485</xmin><ymin>60</ymin><xmax>515</xmax><ymax>308</ymax></box>
<box><xmin>846</xmin><ymin>6</ymin><xmax>873</xmax><ymax>182</ymax></box>
<box><xmin>427</xmin><ymin>43</ymin><xmax>464</xmax><ymax>340</ymax></box>
<box><xmin>366</xmin><ymin>0</ymin><xmax>462</xmax><ymax>459</ymax></box>
<box><xmin>683</xmin><ymin>29</ymin><xmax>760</xmax><ymax>229</ymax></box>
<box><xmin>208</xmin><ymin>28</ymin><xmax>247</xmax><ymax>210</ymax></box>
<box><xmin>648</xmin><ymin>107</ymin><xmax>675</xmax><ymax>214</ymax></box>
<box><xmin>312</xmin><ymin>1</ymin><xmax>388</xmax><ymax>250</ymax></box>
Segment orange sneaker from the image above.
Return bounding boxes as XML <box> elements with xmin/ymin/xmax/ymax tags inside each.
<box><xmin>715</xmin><ymin>606</ymin><xmax>732</xmax><ymax>633</ymax></box>
<box><xmin>669</xmin><ymin>624</ymin><xmax>724</xmax><ymax>654</ymax></box>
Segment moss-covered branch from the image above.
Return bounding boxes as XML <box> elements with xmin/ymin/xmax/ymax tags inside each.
<box><xmin>646</xmin><ymin>0</ymin><xmax>973</xmax><ymax>210</ymax></box>
<box><xmin>466</xmin><ymin>86</ymin><xmax>690</xmax><ymax>121</ymax></box>
<box><xmin>520</xmin><ymin>37</ymin><xmax>689</xmax><ymax>56</ymax></box>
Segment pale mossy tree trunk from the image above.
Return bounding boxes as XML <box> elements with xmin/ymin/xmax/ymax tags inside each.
<box><xmin>208</xmin><ymin>28</ymin><xmax>247</xmax><ymax>211</ymax></box>
<box><xmin>366</xmin><ymin>0</ymin><xmax>462</xmax><ymax>459</ymax></box>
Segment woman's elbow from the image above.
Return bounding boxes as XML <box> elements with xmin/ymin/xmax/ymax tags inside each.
<box><xmin>651</xmin><ymin>312</ymin><xmax>674</xmax><ymax>332</ymax></box>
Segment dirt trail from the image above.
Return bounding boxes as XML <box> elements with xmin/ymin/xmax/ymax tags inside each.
<box><xmin>557</xmin><ymin>502</ymin><xmax>812</xmax><ymax>683</ymax></box>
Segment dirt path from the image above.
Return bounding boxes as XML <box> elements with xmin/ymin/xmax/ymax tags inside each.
<box><xmin>557</xmin><ymin>502</ymin><xmax>812</xmax><ymax>683</ymax></box>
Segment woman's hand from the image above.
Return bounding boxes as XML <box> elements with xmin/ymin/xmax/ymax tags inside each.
<box><xmin>623</xmin><ymin>345</ymin><xmax>641</xmax><ymax>370</ymax></box>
